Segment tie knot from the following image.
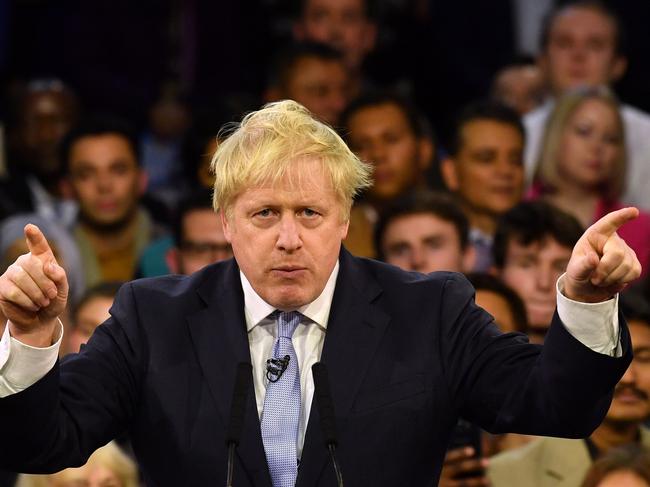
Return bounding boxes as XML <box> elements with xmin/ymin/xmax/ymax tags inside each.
<box><xmin>277</xmin><ymin>311</ymin><xmax>300</xmax><ymax>339</ymax></box>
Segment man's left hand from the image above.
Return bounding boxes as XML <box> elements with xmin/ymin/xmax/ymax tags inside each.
<box><xmin>564</xmin><ymin>207</ymin><xmax>642</xmax><ymax>303</ymax></box>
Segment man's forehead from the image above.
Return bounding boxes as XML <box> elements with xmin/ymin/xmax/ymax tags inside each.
<box><xmin>551</xmin><ymin>7</ymin><xmax>616</xmax><ymax>39</ymax></box>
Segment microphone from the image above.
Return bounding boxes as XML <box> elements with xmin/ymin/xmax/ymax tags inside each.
<box><xmin>226</xmin><ymin>362</ymin><xmax>252</xmax><ymax>487</ymax></box>
<box><xmin>266</xmin><ymin>354</ymin><xmax>291</xmax><ymax>383</ymax></box>
<box><xmin>312</xmin><ymin>363</ymin><xmax>344</xmax><ymax>487</ymax></box>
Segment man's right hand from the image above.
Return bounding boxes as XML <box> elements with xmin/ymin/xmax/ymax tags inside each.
<box><xmin>0</xmin><ymin>224</ymin><xmax>68</xmax><ymax>347</ymax></box>
<box><xmin>439</xmin><ymin>447</ymin><xmax>490</xmax><ymax>487</ymax></box>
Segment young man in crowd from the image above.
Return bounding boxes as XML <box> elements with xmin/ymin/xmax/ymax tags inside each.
<box><xmin>341</xmin><ymin>91</ymin><xmax>434</xmax><ymax>256</ymax></box>
<box><xmin>265</xmin><ymin>42</ymin><xmax>350</xmax><ymax>127</ymax></box>
<box><xmin>0</xmin><ymin>79</ymin><xmax>80</xmax><ymax>225</ymax></box>
<box><xmin>525</xmin><ymin>1</ymin><xmax>650</xmax><ymax>209</ymax></box>
<box><xmin>441</xmin><ymin>100</ymin><xmax>525</xmax><ymax>271</ymax></box>
<box><xmin>491</xmin><ymin>57</ymin><xmax>546</xmax><ymax>116</ymax></box>
<box><xmin>61</xmin><ymin>117</ymin><xmax>166</xmax><ymax>290</ymax></box>
<box><xmin>489</xmin><ymin>293</ymin><xmax>650</xmax><ymax>486</ymax></box>
<box><xmin>292</xmin><ymin>0</ymin><xmax>376</xmax><ymax>96</ymax></box>
<box><xmin>166</xmin><ymin>189</ymin><xmax>233</xmax><ymax>275</ymax></box>
<box><xmin>492</xmin><ymin>201</ymin><xmax>584</xmax><ymax>343</ymax></box>
<box><xmin>374</xmin><ymin>191</ymin><xmax>474</xmax><ymax>273</ymax></box>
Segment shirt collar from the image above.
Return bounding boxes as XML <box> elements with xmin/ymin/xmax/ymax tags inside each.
<box><xmin>240</xmin><ymin>260</ymin><xmax>340</xmax><ymax>332</ymax></box>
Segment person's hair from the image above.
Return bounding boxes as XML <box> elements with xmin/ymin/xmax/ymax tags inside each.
<box><xmin>16</xmin><ymin>441</ymin><xmax>139</xmax><ymax>487</ymax></box>
<box><xmin>294</xmin><ymin>0</ymin><xmax>375</xmax><ymax>20</ymax></box>
<box><xmin>465</xmin><ymin>272</ymin><xmax>529</xmax><ymax>333</ymax></box>
<box><xmin>72</xmin><ymin>281</ymin><xmax>123</xmax><ymax>326</ymax></box>
<box><xmin>447</xmin><ymin>99</ymin><xmax>525</xmax><ymax>156</ymax></box>
<box><xmin>60</xmin><ymin>115</ymin><xmax>140</xmax><ymax>174</ymax></box>
<box><xmin>268</xmin><ymin>42</ymin><xmax>345</xmax><ymax>91</ymax></box>
<box><xmin>581</xmin><ymin>445</ymin><xmax>650</xmax><ymax>487</ymax></box>
<box><xmin>539</xmin><ymin>1</ymin><xmax>626</xmax><ymax>56</ymax></box>
<box><xmin>7</xmin><ymin>78</ymin><xmax>80</xmax><ymax>128</ymax></box>
<box><xmin>374</xmin><ymin>191</ymin><xmax>469</xmax><ymax>260</ymax></box>
<box><xmin>620</xmin><ymin>292</ymin><xmax>650</xmax><ymax>330</ymax></box>
<box><xmin>341</xmin><ymin>90</ymin><xmax>430</xmax><ymax>140</ymax></box>
<box><xmin>535</xmin><ymin>86</ymin><xmax>626</xmax><ymax>201</ymax></box>
<box><xmin>211</xmin><ymin>99</ymin><xmax>372</xmax><ymax>220</ymax></box>
<box><xmin>172</xmin><ymin>188</ymin><xmax>215</xmax><ymax>246</ymax></box>
<box><xmin>493</xmin><ymin>201</ymin><xmax>583</xmax><ymax>269</ymax></box>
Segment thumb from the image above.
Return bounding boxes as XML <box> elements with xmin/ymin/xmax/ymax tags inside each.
<box><xmin>24</xmin><ymin>224</ymin><xmax>55</xmax><ymax>259</ymax></box>
<box><xmin>569</xmin><ymin>250</ymin><xmax>600</xmax><ymax>282</ymax></box>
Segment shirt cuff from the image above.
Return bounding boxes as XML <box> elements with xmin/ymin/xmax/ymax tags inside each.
<box><xmin>0</xmin><ymin>320</ymin><xmax>63</xmax><ymax>396</ymax></box>
<box><xmin>556</xmin><ymin>274</ymin><xmax>620</xmax><ymax>357</ymax></box>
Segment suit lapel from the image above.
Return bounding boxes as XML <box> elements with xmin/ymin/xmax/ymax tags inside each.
<box><xmin>297</xmin><ymin>249</ymin><xmax>390</xmax><ymax>487</ymax></box>
<box><xmin>187</xmin><ymin>260</ymin><xmax>271</xmax><ymax>486</ymax></box>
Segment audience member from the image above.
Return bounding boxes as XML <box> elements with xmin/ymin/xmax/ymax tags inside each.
<box><xmin>265</xmin><ymin>42</ymin><xmax>349</xmax><ymax>126</ymax></box>
<box><xmin>582</xmin><ymin>445</ymin><xmax>650</xmax><ymax>487</ymax></box>
<box><xmin>166</xmin><ymin>189</ymin><xmax>232</xmax><ymax>275</ymax></box>
<box><xmin>488</xmin><ymin>293</ymin><xmax>650</xmax><ymax>486</ymax></box>
<box><xmin>140</xmin><ymin>85</ymin><xmax>192</xmax><ymax>209</ymax></box>
<box><xmin>16</xmin><ymin>441</ymin><xmax>139</xmax><ymax>487</ymax></box>
<box><xmin>466</xmin><ymin>273</ymin><xmax>527</xmax><ymax>334</ymax></box>
<box><xmin>65</xmin><ymin>281</ymin><xmax>121</xmax><ymax>355</ymax></box>
<box><xmin>525</xmin><ymin>1</ymin><xmax>650</xmax><ymax>210</ymax></box>
<box><xmin>0</xmin><ymin>79</ymin><xmax>80</xmax><ymax>225</ymax></box>
<box><xmin>441</xmin><ymin>100</ymin><xmax>525</xmax><ymax>271</ymax></box>
<box><xmin>374</xmin><ymin>191</ymin><xmax>474</xmax><ymax>273</ymax></box>
<box><xmin>292</xmin><ymin>0</ymin><xmax>376</xmax><ymax>95</ymax></box>
<box><xmin>60</xmin><ymin>117</ymin><xmax>166</xmax><ymax>290</ymax></box>
<box><xmin>341</xmin><ymin>91</ymin><xmax>434</xmax><ymax>256</ymax></box>
<box><xmin>491</xmin><ymin>57</ymin><xmax>546</xmax><ymax>116</ymax></box>
<box><xmin>531</xmin><ymin>87</ymin><xmax>650</xmax><ymax>277</ymax></box>
<box><xmin>492</xmin><ymin>201</ymin><xmax>583</xmax><ymax>343</ymax></box>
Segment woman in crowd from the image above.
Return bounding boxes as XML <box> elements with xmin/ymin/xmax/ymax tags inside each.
<box><xmin>582</xmin><ymin>445</ymin><xmax>650</xmax><ymax>487</ymax></box>
<box><xmin>531</xmin><ymin>87</ymin><xmax>650</xmax><ymax>278</ymax></box>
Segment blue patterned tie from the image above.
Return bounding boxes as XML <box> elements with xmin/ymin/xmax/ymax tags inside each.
<box><xmin>261</xmin><ymin>311</ymin><xmax>301</xmax><ymax>487</ymax></box>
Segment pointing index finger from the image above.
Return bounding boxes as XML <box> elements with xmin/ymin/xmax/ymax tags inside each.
<box><xmin>588</xmin><ymin>207</ymin><xmax>639</xmax><ymax>238</ymax></box>
<box><xmin>24</xmin><ymin>224</ymin><xmax>55</xmax><ymax>259</ymax></box>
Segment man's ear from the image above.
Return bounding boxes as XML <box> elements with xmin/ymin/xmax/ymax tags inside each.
<box><xmin>59</xmin><ymin>178</ymin><xmax>75</xmax><ymax>200</ymax></box>
<box><xmin>462</xmin><ymin>245</ymin><xmax>476</xmax><ymax>273</ymax></box>
<box><xmin>417</xmin><ymin>137</ymin><xmax>434</xmax><ymax>172</ymax></box>
<box><xmin>137</xmin><ymin>170</ymin><xmax>149</xmax><ymax>196</ymax></box>
<box><xmin>292</xmin><ymin>21</ymin><xmax>306</xmax><ymax>42</ymax></box>
<box><xmin>610</xmin><ymin>55</ymin><xmax>628</xmax><ymax>83</ymax></box>
<box><xmin>361</xmin><ymin>21</ymin><xmax>378</xmax><ymax>54</ymax></box>
<box><xmin>440</xmin><ymin>157</ymin><xmax>459</xmax><ymax>191</ymax></box>
<box><xmin>220</xmin><ymin>210</ymin><xmax>233</xmax><ymax>242</ymax></box>
<box><xmin>166</xmin><ymin>248</ymin><xmax>180</xmax><ymax>274</ymax></box>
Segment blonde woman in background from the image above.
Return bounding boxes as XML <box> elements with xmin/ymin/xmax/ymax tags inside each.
<box><xmin>16</xmin><ymin>442</ymin><xmax>138</xmax><ymax>487</ymax></box>
<box><xmin>530</xmin><ymin>87</ymin><xmax>650</xmax><ymax>278</ymax></box>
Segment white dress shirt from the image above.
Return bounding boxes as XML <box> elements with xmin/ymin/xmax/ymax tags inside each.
<box><xmin>0</xmin><ymin>269</ymin><xmax>621</xmax><ymax>456</ymax></box>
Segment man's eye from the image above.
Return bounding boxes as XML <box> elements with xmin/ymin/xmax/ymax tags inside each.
<box><xmin>302</xmin><ymin>208</ymin><xmax>319</xmax><ymax>217</ymax></box>
<box><xmin>256</xmin><ymin>209</ymin><xmax>272</xmax><ymax>217</ymax></box>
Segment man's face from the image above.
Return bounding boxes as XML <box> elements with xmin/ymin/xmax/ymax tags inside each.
<box><xmin>222</xmin><ymin>158</ymin><xmax>349</xmax><ymax>309</ymax></box>
<box><xmin>475</xmin><ymin>289</ymin><xmax>519</xmax><ymax>334</ymax></box>
<box><xmin>444</xmin><ymin>120</ymin><xmax>524</xmax><ymax>218</ymax></box>
<box><xmin>381</xmin><ymin>212</ymin><xmax>467</xmax><ymax>273</ymax></box>
<box><xmin>493</xmin><ymin>65</ymin><xmax>546</xmax><ymax>115</ymax></box>
<box><xmin>541</xmin><ymin>7</ymin><xmax>624</xmax><ymax>95</ymax></box>
<box><xmin>67</xmin><ymin>295</ymin><xmax>113</xmax><ymax>354</ymax></box>
<box><xmin>170</xmin><ymin>208</ymin><xmax>233</xmax><ymax>275</ymax></box>
<box><xmin>18</xmin><ymin>90</ymin><xmax>76</xmax><ymax>178</ymax></box>
<box><xmin>67</xmin><ymin>134</ymin><xmax>144</xmax><ymax>229</ymax></box>
<box><xmin>285</xmin><ymin>56</ymin><xmax>349</xmax><ymax>126</ymax></box>
<box><xmin>498</xmin><ymin>237</ymin><xmax>572</xmax><ymax>331</ymax></box>
<box><xmin>606</xmin><ymin>320</ymin><xmax>650</xmax><ymax>424</ymax></box>
<box><xmin>346</xmin><ymin>102</ymin><xmax>428</xmax><ymax>202</ymax></box>
<box><xmin>294</xmin><ymin>0</ymin><xmax>376</xmax><ymax>71</ymax></box>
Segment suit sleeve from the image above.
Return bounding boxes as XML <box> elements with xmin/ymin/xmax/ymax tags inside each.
<box><xmin>438</xmin><ymin>273</ymin><xmax>632</xmax><ymax>438</ymax></box>
<box><xmin>0</xmin><ymin>282</ymin><xmax>146</xmax><ymax>473</ymax></box>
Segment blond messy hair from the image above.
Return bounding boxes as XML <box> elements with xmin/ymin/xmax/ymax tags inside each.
<box><xmin>211</xmin><ymin>100</ymin><xmax>373</xmax><ymax>220</ymax></box>
<box><xmin>535</xmin><ymin>87</ymin><xmax>626</xmax><ymax>201</ymax></box>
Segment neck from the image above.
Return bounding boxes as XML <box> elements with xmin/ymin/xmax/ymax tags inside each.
<box><xmin>590</xmin><ymin>420</ymin><xmax>640</xmax><ymax>453</ymax></box>
<box><xmin>545</xmin><ymin>184</ymin><xmax>599</xmax><ymax>229</ymax></box>
<box><xmin>462</xmin><ymin>205</ymin><xmax>497</xmax><ymax>235</ymax></box>
<box><xmin>79</xmin><ymin>212</ymin><xmax>139</xmax><ymax>253</ymax></box>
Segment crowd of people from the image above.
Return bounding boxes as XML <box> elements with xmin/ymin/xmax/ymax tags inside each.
<box><xmin>1</xmin><ymin>0</ymin><xmax>650</xmax><ymax>486</ymax></box>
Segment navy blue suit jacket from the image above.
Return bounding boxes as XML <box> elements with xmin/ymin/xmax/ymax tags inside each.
<box><xmin>0</xmin><ymin>248</ymin><xmax>632</xmax><ymax>486</ymax></box>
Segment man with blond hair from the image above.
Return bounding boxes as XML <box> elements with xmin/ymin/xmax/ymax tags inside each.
<box><xmin>0</xmin><ymin>100</ymin><xmax>641</xmax><ymax>487</ymax></box>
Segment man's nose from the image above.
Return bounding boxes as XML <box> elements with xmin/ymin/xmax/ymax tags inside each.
<box><xmin>276</xmin><ymin>215</ymin><xmax>302</xmax><ymax>251</ymax></box>
<box><xmin>536</xmin><ymin>266</ymin><xmax>554</xmax><ymax>291</ymax></box>
<box><xmin>410</xmin><ymin>246</ymin><xmax>426</xmax><ymax>272</ymax></box>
